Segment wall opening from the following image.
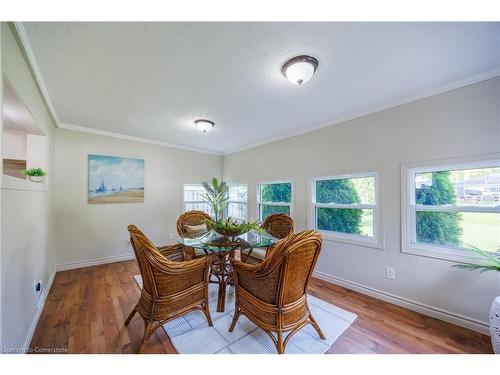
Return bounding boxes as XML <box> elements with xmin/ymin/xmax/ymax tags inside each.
<box><xmin>2</xmin><ymin>77</ymin><xmax>48</xmax><ymax>183</ymax></box>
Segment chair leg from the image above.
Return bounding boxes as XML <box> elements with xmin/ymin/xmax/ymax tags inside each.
<box><xmin>276</xmin><ymin>330</ymin><xmax>284</xmax><ymax>354</ymax></box>
<box><xmin>309</xmin><ymin>312</ymin><xmax>326</xmax><ymax>340</ymax></box>
<box><xmin>202</xmin><ymin>302</ymin><xmax>213</xmax><ymax>327</ymax></box>
<box><xmin>137</xmin><ymin>319</ymin><xmax>153</xmax><ymax>353</ymax></box>
<box><xmin>142</xmin><ymin>319</ymin><xmax>154</xmax><ymax>343</ymax></box>
<box><xmin>124</xmin><ymin>305</ymin><xmax>138</xmax><ymax>326</ymax></box>
<box><xmin>228</xmin><ymin>308</ymin><xmax>241</xmax><ymax>332</ymax></box>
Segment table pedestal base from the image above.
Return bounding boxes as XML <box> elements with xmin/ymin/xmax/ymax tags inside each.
<box><xmin>207</xmin><ymin>249</ymin><xmax>241</xmax><ymax>312</ymax></box>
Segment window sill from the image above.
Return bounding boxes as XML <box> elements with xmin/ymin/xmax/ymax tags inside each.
<box><xmin>320</xmin><ymin>231</ymin><xmax>384</xmax><ymax>250</ymax></box>
<box><xmin>1</xmin><ymin>174</ymin><xmax>47</xmax><ymax>192</ymax></box>
<box><xmin>402</xmin><ymin>242</ymin><xmax>498</xmax><ymax>263</ymax></box>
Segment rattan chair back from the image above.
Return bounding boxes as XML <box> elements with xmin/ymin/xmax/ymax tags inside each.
<box><xmin>176</xmin><ymin>210</ymin><xmax>213</xmax><ymax>237</ymax></box>
<box><xmin>261</xmin><ymin>213</ymin><xmax>295</xmax><ymax>239</ymax></box>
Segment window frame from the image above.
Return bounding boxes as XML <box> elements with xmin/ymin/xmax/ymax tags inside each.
<box><xmin>402</xmin><ymin>155</ymin><xmax>500</xmax><ymax>263</ymax></box>
<box><xmin>256</xmin><ymin>179</ymin><xmax>294</xmax><ymax>222</ymax></box>
<box><xmin>226</xmin><ymin>182</ymin><xmax>249</xmax><ymax>221</ymax></box>
<box><xmin>310</xmin><ymin>172</ymin><xmax>383</xmax><ymax>249</ymax></box>
<box><xmin>181</xmin><ymin>182</ymin><xmax>212</xmax><ymax>215</ymax></box>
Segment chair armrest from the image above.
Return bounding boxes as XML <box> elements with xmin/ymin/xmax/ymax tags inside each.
<box><xmin>157</xmin><ymin>243</ymin><xmax>185</xmax><ymax>261</ymax></box>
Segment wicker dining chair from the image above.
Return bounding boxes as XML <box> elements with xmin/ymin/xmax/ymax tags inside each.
<box><xmin>229</xmin><ymin>230</ymin><xmax>325</xmax><ymax>354</ymax></box>
<box><xmin>242</xmin><ymin>213</ymin><xmax>295</xmax><ymax>264</ymax></box>
<box><xmin>176</xmin><ymin>210</ymin><xmax>213</xmax><ymax>259</ymax></box>
<box><xmin>125</xmin><ymin>225</ymin><xmax>213</xmax><ymax>351</ymax></box>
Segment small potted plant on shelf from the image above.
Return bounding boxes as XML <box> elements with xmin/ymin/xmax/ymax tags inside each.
<box><xmin>201</xmin><ymin>177</ymin><xmax>262</xmax><ymax>238</ymax></box>
<box><xmin>22</xmin><ymin>167</ymin><xmax>46</xmax><ymax>183</ymax></box>
<box><xmin>453</xmin><ymin>245</ymin><xmax>500</xmax><ymax>353</ymax></box>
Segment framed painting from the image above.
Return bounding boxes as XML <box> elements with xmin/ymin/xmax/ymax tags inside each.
<box><xmin>88</xmin><ymin>154</ymin><xmax>144</xmax><ymax>204</ymax></box>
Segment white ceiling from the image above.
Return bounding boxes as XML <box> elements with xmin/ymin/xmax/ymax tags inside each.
<box><xmin>21</xmin><ymin>22</ymin><xmax>500</xmax><ymax>154</ymax></box>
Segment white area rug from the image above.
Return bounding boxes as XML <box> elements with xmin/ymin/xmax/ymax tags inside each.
<box><xmin>134</xmin><ymin>275</ymin><xmax>356</xmax><ymax>354</ymax></box>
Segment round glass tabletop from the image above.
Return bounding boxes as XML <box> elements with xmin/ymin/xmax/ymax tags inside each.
<box><xmin>177</xmin><ymin>229</ymin><xmax>277</xmax><ymax>252</ymax></box>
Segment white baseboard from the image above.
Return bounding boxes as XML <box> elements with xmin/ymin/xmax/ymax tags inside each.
<box><xmin>313</xmin><ymin>270</ymin><xmax>490</xmax><ymax>336</ymax></box>
<box><xmin>56</xmin><ymin>252</ymin><xmax>135</xmax><ymax>271</ymax></box>
<box><xmin>22</xmin><ymin>266</ymin><xmax>57</xmax><ymax>353</ymax></box>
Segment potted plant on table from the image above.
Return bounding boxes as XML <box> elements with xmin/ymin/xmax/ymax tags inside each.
<box><xmin>453</xmin><ymin>245</ymin><xmax>500</xmax><ymax>353</ymax></box>
<box><xmin>201</xmin><ymin>177</ymin><xmax>261</xmax><ymax>237</ymax></box>
<box><xmin>208</xmin><ymin>217</ymin><xmax>261</xmax><ymax>238</ymax></box>
<box><xmin>22</xmin><ymin>167</ymin><xmax>46</xmax><ymax>183</ymax></box>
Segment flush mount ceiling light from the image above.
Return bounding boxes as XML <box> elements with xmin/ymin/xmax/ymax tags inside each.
<box><xmin>194</xmin><ymin>119</ymin><xmax>215</xmax><ymax>133</ymax></box>
<box><xmin>281</xmin><ymin>55</ymin><xmax>319</xmax><ymax>85</ymax></box>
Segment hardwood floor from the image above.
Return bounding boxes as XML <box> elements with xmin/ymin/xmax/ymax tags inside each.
<box><xmin>29</xmin><ymin>260</ymin><xmax>493</xmax><ymax>354</ymax></box>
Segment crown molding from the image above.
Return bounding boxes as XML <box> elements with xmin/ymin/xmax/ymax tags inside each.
<box><xmin>222</xmin><ymin>68</ymin><xmax>500</xmax><ymax>155</ymax></box>
<box><xmin>13</xmin><ymin>22</ymin><xmax>61</xmax><ymax>128</ymax></box>
<box><xmin>59</xmin><ymin>122</ymin><xmax>222</xmax><ymax>155</ymax></box>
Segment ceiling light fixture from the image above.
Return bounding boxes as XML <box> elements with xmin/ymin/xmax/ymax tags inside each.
<box><xmin>281</xmin><ymin>55</ymin><xmax>319</xmax><ymax>85</ymax></box>
<box><xmin>194</xmin><ymin>119</ymin><xmax>215</xmax><ymax>133</ymax></box>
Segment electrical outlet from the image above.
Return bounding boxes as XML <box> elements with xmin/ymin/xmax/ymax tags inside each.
<box><xmin>386</xmin><ymin>267</ymin><xmax>396</xmax><ymax>280</ymax></box>
<box><xmin>126</xmin><ymin>238</ymin><xmax>132</xmax><ymax>247</ymax></box>
<box><xmin>33</xmin><ymin>280</ymin><xmax>43</xmax><ymax>295</ymax></box>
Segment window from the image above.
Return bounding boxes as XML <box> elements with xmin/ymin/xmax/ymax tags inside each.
<box><xmin>403</xmin><ymin>157</ymin><xmax>500</xmax><ymax>261</ymax></box>
<box><xmin>182</xmin><ymin>184</ymin><xmax>213</xmax><ymax>215</ymax></box>
<box><xmin>183</xmin><ymin>183</ymin><xmax>247</xmax><ymax>220</ymax></box>
<box><xmin>311</xmin><ymin>173</ymin><xmax>381</xmax><ymax>247</ymax></box>
<box><xmin>226</xmin><ymin>183</ymin><xmax>248</xmax><ymax>221</ymax></box>
<box><xmin>257</xmin><ymin>181</ymin><xmax>293</xmax><ymax>221</ymax></box>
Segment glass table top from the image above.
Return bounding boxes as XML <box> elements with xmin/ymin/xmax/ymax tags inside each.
<box><xmin>177</xmin><ymin>229</ymin><xmax>277</xmax><ymax>252</ymax></box>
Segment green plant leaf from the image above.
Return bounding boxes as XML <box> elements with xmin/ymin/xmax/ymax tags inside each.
<box><xmin>464</xmin><ymin>243</ymin><xmax>500</xmax><ymax>265</ymax></box>
<box><xmin>452</xmin><ymin>263</ymin><xmax>500</xmax><ymax>273</ymax></box>
<box><xmin>201</xmin><ymin>177</ymin><xmax>230</xmax><ymax>222</ymax></box>
<box><xmin>452</xmin><ymin>243</ymin><xmax>500</xmax><ymax>273</ymax></box>
<box><xmin>22</xmin><ymin>167</ymin><xmax>46</xmax><ymax>176</ymax></box>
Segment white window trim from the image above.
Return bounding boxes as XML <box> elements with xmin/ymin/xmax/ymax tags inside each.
<box><xmin>226</xmin><ymin>182</ymin><xmax>249</xmax><ymax>221</ymax></box>
<box><xmin>181</xmin><ymin>182</ymin><xmax>209</xmax><ymax>214</ymax></box>
<box><xmin>256</xmin><ymin>180</ymin><xmax>294</xmax><ymax>222</ymax></box>
<box><xmin>402</xmin><ymin>154</ymin><xmax>500</xmax><ymax>263</ymax></box>
<box><xmin>310</xmin><ymin>172</ymin><xmax>384</xmax><ymax>250</ymax></box>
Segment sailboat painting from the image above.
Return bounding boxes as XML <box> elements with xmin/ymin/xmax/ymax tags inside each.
<box><xmin>88</xmin><ymin>154</ymin><xmax>144</xmax><ymax>204</ymax></box>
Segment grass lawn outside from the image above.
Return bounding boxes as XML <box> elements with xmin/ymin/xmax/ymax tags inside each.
<box><xmin>460</xmin><ymin>212</ymin><xmax>500</xmax><ymax>253</ymax></box>
<box><xmin>361</xmin><ymin>210</ymin><xmax>374</xmax><ymax>237</ymax></box>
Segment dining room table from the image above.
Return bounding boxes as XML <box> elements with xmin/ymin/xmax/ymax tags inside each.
<box><xmin>177</xmin><ymin>229</ymin><xmax>277</xmax><ymax>312</ymax></box>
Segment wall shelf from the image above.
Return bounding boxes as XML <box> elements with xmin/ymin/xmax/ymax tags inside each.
<box><xmin>1</xmin><ymin>174</ymin><xmax>47</xmax><ymax>192</ymax></box>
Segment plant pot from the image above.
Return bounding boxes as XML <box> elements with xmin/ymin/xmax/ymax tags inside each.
<box><xmin>213</xmin><ymin>228</ymin><xmax>249</xmax><ymax>238</ymax></box>
<box><xmin>491</xmin><ymin>296</ymin><xmax>500</xmax><ymax>354</ymax></box>
<box><xmin>28</xmin><ymin>175</ymin><xmax>45</xmax><ymax>183</ymax></box>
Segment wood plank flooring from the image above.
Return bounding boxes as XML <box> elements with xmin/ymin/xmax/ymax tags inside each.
<box><xmin>29</xmin><ymin>260</ymin><xmax>493</xmax><ymax>354</ymax></box>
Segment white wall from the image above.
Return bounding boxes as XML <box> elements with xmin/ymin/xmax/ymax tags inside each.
<box><xmin>2</xmin><ymin>129</ymin><xmax>26</xmax><ymax>160</ymax></box>
<box><xmin>1</xmin><ymin>22</ymin><xmax>56</xmax><ymax>350</ymax></box>
<box><xmin>222</xmin><ymin>77</ymin><xmax>500</xmax><ymax>331</ymax></box>
<box><xmin>54</xmin><ymin>129</ymin><xmax>222</xmax><ymax>268</ymax></box>
<box><xmin>26</xmin><ymin>134</ymin><xmax>49</xmax><ymax>172</ymax></box>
